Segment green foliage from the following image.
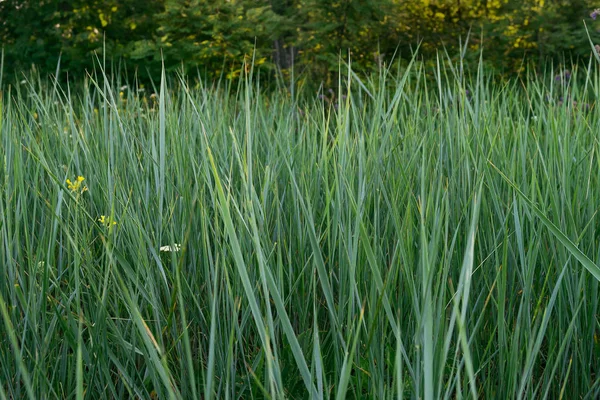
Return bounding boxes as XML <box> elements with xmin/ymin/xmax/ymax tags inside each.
<box><xmin>144</xmin><ymin>0</ymin><xmax>283</xmax><ymax>79</ymax></box>
<box><xmin>0</xmin><ymin>0</ymin><xmax>164</xmax><ymax>78</ymax></box>
<box><xmin>294</xmin><ymin>0</ymin><xmax>390</xmax><ymax>76</ymax></box>
<box><xmin>0</xmin><ymin>0</ymin><xmax>67</xmax><ymax>72</ymax></box>
<box><xmin>1</xmin><ymin>1</ymin><xmax>600</xmax><ymax>87</ymax></box>
<box><xmin>1</xmin><ymin>56</ymin><xmax>600</xmax><ymax>398</ymax></box>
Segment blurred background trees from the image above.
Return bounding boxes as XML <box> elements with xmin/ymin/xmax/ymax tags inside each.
<box><xmin>1</xmin><ymin>0</ymin><xmax>599</xmax><ymax>85</ymax></box>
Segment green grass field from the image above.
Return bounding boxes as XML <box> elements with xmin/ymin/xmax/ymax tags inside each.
<box><xmin>1</xmin><ymin>58</ymin><xmax>599</xmax><ymax>399</ymax></box>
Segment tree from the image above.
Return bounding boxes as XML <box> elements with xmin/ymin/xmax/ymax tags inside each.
<box><xmin>128</xmin><ymin>0</ymin><xmax>285</xmax><ymax>80</ymax></box>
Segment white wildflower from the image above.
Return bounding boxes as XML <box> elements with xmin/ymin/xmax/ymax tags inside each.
<box><xmin>160</xmin><ymin>244</ymin><xmax>181</xmax><ymax>252</ymax></box>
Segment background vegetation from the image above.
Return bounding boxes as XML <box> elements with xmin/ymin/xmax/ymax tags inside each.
<box><xmin>1</xmin><ymin>1</ymin><xmax>600</xmax><ymax>398</ymax></box>
<box><xmin>1</xmin><ymin>0</ymin><xmax>600</xmax><ymax>85</ymax></box>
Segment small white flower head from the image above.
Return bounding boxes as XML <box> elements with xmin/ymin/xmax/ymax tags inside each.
<box><xmin>160</xmin><ymin>244</ymin><xmax>181</xmax><ymax>252</ymax></box>
<box><xmin>120</xmin><ymin>85</ymin><xmax>128</xmax><ymax>91</ymax></box>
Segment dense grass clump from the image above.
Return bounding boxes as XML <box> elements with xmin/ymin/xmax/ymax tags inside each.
<box><xmin>1</xmin><ymin>58</ymin><xmax>600</xmax><ymax>399</ymax></box>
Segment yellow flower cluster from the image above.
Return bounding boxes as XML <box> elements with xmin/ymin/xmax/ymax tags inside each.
<box><xmin>66</xmin><ymin>174</ymin><xmax>120</xmax><ymax>232</ymax></box>
<box><xmin>98</xmin><ymin>215</ymin><xmax>117</xmax><ymax>228</ymax></box>
<box><xmin>66</xmin><ymin>176</ymin><xmax>87</xmax><ymax>194</ymax></box>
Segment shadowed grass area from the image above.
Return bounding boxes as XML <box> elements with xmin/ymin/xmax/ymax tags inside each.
<box><xmin>0</xmin><ymin>56</ymin><xmax>599</xmax><ymax>399</ymax></box>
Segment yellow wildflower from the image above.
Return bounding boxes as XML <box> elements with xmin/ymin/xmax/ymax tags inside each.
<box><xmin>66</xmin><ymin>176</ymin><xmax>87</xmax><ymax>193</ymax></box>
<box><xmin>98</xmin><ymin>215</ymin><xmax>117</xmax><ymax>228</ymax></box>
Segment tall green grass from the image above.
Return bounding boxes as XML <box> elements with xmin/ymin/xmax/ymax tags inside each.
<box><xmin>1</xmin><ymin>56</ymin><xmax>599</xmax><ymax>399</ymax></box>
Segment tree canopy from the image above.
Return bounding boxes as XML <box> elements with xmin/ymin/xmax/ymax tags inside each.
<box><xmin>1</xmin><ymin>0</ymin><xmax>599</xmax><ymax>84</ymax></box>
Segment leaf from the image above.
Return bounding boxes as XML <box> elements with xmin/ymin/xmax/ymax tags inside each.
<box><xmin>489</xmin><ymin>161</ymin><xmax>600</xmax><ymax>282</ymax></box>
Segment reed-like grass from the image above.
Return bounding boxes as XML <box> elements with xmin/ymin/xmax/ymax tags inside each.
<box><xmin>1</xmin><ymin>56</ymin><xmax>599</xmax><ymax>399</ymax></box>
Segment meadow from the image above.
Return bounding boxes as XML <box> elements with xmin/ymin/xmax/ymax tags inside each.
<box><xmin>1</xmin><ymin>57</ymin><xmax>599</xmax><ymax>399</ymax></box>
